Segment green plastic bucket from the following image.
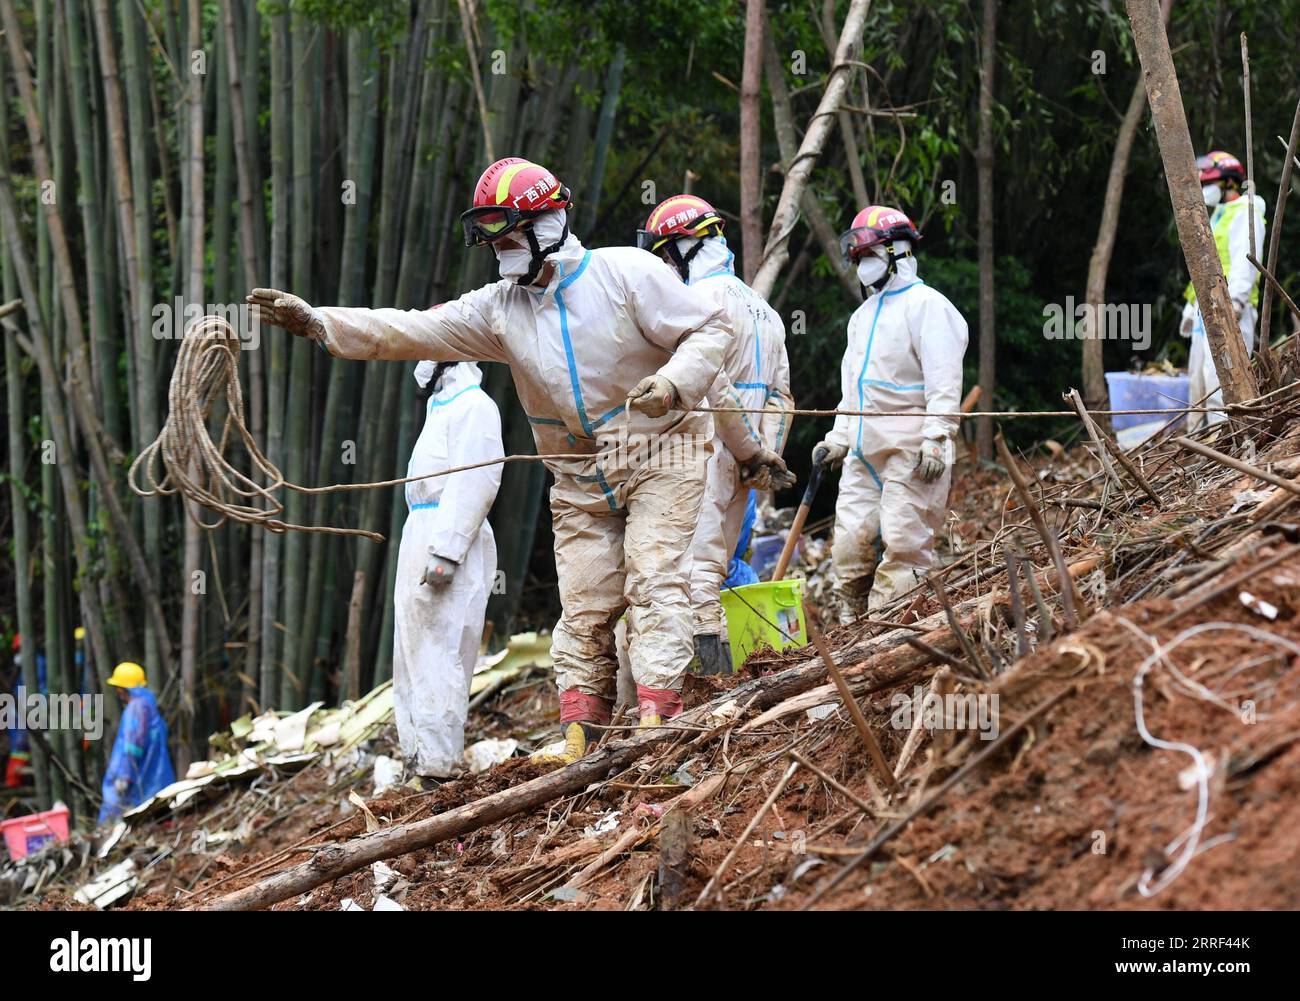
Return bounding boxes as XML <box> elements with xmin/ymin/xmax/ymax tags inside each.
<box><xmin>720</xmin><ymin>578</ymin><xmax>807</xmax><ymax>670</ymax></box>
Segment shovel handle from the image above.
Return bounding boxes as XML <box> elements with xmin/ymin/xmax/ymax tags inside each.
<box><xmin>771</xmin><ymin>463</ymin><xmax>824</xmax><ymax>582</ymax></box>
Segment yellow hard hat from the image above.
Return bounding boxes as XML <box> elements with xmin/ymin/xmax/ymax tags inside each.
<box><xmin>107</xmin><ymin>662</ymin><xmax>147</xmax><ymax>689</ymax></box>
<box><xmin>74</xmin><ymin>626</ymin><xmax>85</xmax><ymax>641</ymax></box>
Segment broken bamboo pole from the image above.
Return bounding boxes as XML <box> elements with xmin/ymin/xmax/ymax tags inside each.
<box><xmin>802</xmin><ymin>686</ymin><xmax>1073</xmax><ymax>909</ymax></box>
<box><xmin>1126</xmin><ymin>0</ymin><xmax>1258</xmax><ymax>407</ymax></box>
<box><xmin>805</xmin><ymin>605</ymin><xmax>898</xmax><ymax>797</ymax></box>
<box><xmin>1173</xmin><ymin>436</ymin><xmax>1300</xmax><ymax>499</ymax></box>
<box><xmin>995</xmin><ymin>432</ymin><xmax>1082</xmax><ymax>627</ymax></box>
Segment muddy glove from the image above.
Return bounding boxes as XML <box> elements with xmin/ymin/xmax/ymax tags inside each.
<box><xmin>1231</xmin><ymin>297</ymin><xmax>1247</xmax><ymax>322</ymax></box>
<box><xmin>626</xmin><ymin>375</ymin><xmax>680</xmax><ymax>418</ymax></box>
<box><xmin>246</xmin><ymin>288</ymin><xmax>326</xmax><ymax>345</ymax></box>
<box><xmin>740</xmin><ymin>448</ymin><xmax>797</xmax><ymax>491</ymax></box>
<box><xmin>114</xmin><ymin>778</ymin><xmax>129</xmax><ymax>797</ymax></box>
<box><xmin>420</xmin><ymin>551</ymin><xmax>458</xmax><ymax>587</ymax></box>
<box><xmin>915</xmin><ymin>438</ymin><xmax>947</xmax><ymax>483</ymax></box>
<box><xmin>812</xmin><ymin>440</ymin><xmax>848</xmax><ymax>470</ymax></box>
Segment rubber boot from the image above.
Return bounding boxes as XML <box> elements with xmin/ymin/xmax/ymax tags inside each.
<box><xmin>530</xmin><ymin>721</ymin><xmax>600</xmax><ymax>769</ymax></box>
<box><xmin>832</xmin><ymin>575</ymin><xmax>873</xmax><ymax>626</ymax></box>
<box><xmin>692</xmin><ymin>633</ymin><xmax>730</xmax><ymax>676</ymax></box>
<box><xmin>636</xmin><ymin>684</ymin><xmax>683</xmax><ymax>728</ymax></box>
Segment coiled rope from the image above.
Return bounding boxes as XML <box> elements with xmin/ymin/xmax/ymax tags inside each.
<box><xmin>128</xmin><ymin>317</ymin><xmax>589</xmax><ymax>543</ymax></box>
<box><xmin>130</xmin><ymin>316</ymin><xmax>1286</xmax><ymax>542</ymax></box>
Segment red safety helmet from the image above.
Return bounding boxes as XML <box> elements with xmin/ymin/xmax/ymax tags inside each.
<box><xmin>839</xmin><ymin>205</ymin><xmax>922</xmax><ymax>265</ymax></box>
<box><xmin>1197</xmin><ymin>151</ymin><xmax>1245</xmax><ymax>186</ymax></box>
<box><xmin>637</xmin><ymin>194</ymin><xmax>727</xmax><ymax>280</ymax></box>
<box><xmin>461</xmin><ymin>157</ymin><xmax>571</xmax><ymax>247</ymax></box>
<box><xmin>636</xmin><ymin>195</ymin><xmax>725</xmax><ymax>254</ymax></box>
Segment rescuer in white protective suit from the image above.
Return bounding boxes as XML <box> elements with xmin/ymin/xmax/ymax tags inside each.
<box><xmin>812</xmin><ymin>205</ymin><xmax>968</xmax><ymax>623</ymax></box>
<box><xmin>1179</xmin><ymin>151</ymin><xmax>1266</xmax><ymax>430</ymax></box>
<box><xmin>636</xmin><ymin>194</ymin><xmax>795</xmax><ymax>675</ymax></box>
<box><xmin>392</xmin><ymin>360</ymin><xmax>502</xmax><ymax>779</ymax></box>
<box><xmin>247</xmin><ymin>157</ymin><xmax>793</xmax><ymax>769</ymax></box>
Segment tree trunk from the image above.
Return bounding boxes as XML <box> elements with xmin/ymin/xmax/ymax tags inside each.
<box><xmin>739</xmin><ymin>0</ymin><xmax>765</xmax><ymax>283</ymax></box>
<box><xmin>280</xmin><ymin>14</ymin><xmax>319</xmax><ymax>708</ymax></box>
<box><xmin>1125</xmin><ymin>0</ymin><xmax>1257</xmax><ymax>406</ymax></box>
<box><xmin>763</xmin><ymin>21</ymin><xmax>861</xmax><ymax>301</ymax></box>
<box><xmin>1083</xmin><ymin>0</ymin><xmax>1173</xmax><ymax>413</ymax></box>
<box><xmin>750</xmin><ymin>0</ymin><xmax>872</xmax><ymax>300</ymax></box>
<box><xmin>0</xmin><ymin>176</ymin><xmax>120</xmax><ymax>730</ymax></box>
<box><xmin>0</xmin><ymin>56</ymin><xmax>51</xmax><ymax>805</ymax></box>
<box><xmin>975</xmin><ymin>0</ymin><xmax>998</xmax><ymax>461</ymax></box>
<box><xmin>261</xmin><ymin>10</ymin><xmax>292</xmax><ymax>708</ymax></box>
<box><xmin>3</xmin><ymin>0</ymin><xmax>175</xmax><ymax>685</ymax></box>
<box><xmin>583</xmin><ymin>45</ymin><xmax>626</xmax><ymax>233</ymax></box>
<box><xmin>177</xmin><ymin>0</ymin><xmax>206</xmax><ymax>770</ymax></box>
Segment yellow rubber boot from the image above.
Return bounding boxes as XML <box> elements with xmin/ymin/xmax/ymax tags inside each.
<box><xmin>531</xmin><ymin>722</ymin><xmax>595</xmax><ymax>769</ymax></box>
<box><xmin>639</xmin><ymin>713</ymin><xmax>663</xmax><ymax>728</ymax></box>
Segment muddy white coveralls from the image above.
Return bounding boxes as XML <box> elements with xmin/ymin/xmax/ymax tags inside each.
<box><xmin>683</xmin><ymin>238</ymin><xmax>793</xmax><ymax>634</ymax></box>
<box><xmin>1181</xmin><ymin>194</ymin><xmax>1266</xmax><ymax>429</ymax></box>
<box><xmin>315</xmin><ymin>235</ymin><xmax>728</xmax><ymax>724</ymax></box>
<box><xmin>825</xmin><ymin>256</ymin><xmax>967</xmax><ymax>614</ymax></box>
<box><xmin>393</xmin><ymin>362</ymin><xmax>502</xmax><ymax>777</ymax></box>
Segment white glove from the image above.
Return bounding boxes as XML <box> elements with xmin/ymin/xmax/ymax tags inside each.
<box><xmin>114</xmin><ymin>778</ymin><xmax>130</xmax><ymax>796</ymax></box>
<box><xmin>626</xmin><ymin>375</ymin><xmax>680</xmax><ymax>417</ymax></box>
<box><xmin>1179</xmin><ymin>303</ymin><xmax>1195</xmax><ymax>338</ymax></box>
<box><xmin>246</xmin><ymin>288</ymin><xmax>326</xmax><ymax>344</ymax></box>
<box><xmin>915</xmin><ymin>438</ymin><xmax>947</xmax><ymax>483</ymax></box>
<box><xmin>420</xmin><ymin>552</ymin><xmax>458</xmax><ymax>587</ymax></box>
<box><xmin>812</xmin><ymin>440</ymin><xmax>848</xmax><ymax>469</ymax></box>
<box><xmin>740</xmin><ymin>448</ymin><xmax>797</xmax><ymax>491</ymax></box>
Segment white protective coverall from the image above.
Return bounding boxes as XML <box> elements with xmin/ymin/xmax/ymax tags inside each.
<box><xmin>314</xmin><ymin>232</ymin><xmax>728</xmax><ymax>724</ymax></box>
<box><xmin>683</xmin><ymin>237</ymin><xmax>793</xmax><ymax>634</ymax></box>
<box><xmin>393</xmin><ymin>361</ymin><xmax>503</xmax><ymax>777</ymax></box>
<box><xmin>1181</xmin><ymin>194</ymin><xmax>1266</xmax><ymax>429</ymax></box>
<box><xmin>826</xmin><ymin>255</ymin><xmax>968</xmax><ymax>613</ymax></box>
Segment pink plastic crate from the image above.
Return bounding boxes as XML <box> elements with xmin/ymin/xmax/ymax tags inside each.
<box><xmin>2</xmin><ymin>805</ymin><xmax>70</xmax><ymax>859</ymax></box>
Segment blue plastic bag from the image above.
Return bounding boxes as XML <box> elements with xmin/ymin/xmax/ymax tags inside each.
<box><xmin>722</xmin><ymin>490</ymin><xmax>760</xmax><ymax>589</ymax></box>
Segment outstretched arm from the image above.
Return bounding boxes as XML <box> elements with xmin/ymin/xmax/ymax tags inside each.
<box><xmin>247</xmin><ymin>287</ymin><xmax>507</xmax><ymax>364</ymax></box>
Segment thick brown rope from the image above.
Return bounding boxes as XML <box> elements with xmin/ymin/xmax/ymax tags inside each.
<box><xmin>128</xmin><ymin>318</ymin><xmax>591</xmax><ymax>542</ymax></box>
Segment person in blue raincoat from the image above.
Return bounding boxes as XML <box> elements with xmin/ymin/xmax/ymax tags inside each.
<box><xmin>98</xmin><ymin>662</ymin><xmax>175</xmax><ymax>824</ymax></box>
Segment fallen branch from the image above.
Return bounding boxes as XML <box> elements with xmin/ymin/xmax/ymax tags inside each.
<box><xmin>196</xmin><ymin>616</ymin><xmax>942</xmax><ymax>910</ymax></box>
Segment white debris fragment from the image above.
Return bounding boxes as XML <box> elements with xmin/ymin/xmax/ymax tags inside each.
<box><xmin>372</xmin><ymin>754</ymin><xmax>404</xmax><ymax>794</ymax></box>
<box><xmin>463</xmin><ymin>737</ymin><xmax>518</xmax><ymax>773</ymax></box>
<box><xmin>1239</xmin><ymin>591</ymin><xmax>1278</xmax><ymax>620</ymax></box>
<box><xmin>74</xmin><ymin>859</ymin><xmax>138</xmax><ymax>909</ymax></box>
<box><xmin>582</xmin><ymin>811</ymin><xmax>622</xmax><ymax>838</ymax></box>
<box><xmin>372</xmin><ymin>860</ymin><xmax>400</xmax><ymax>894</ymax></box>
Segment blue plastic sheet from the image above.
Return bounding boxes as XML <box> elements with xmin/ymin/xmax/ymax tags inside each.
<box><xmin>98</xmin><ymin>688</ymin><xmax>176</xmax><ymax>824</ymax></box>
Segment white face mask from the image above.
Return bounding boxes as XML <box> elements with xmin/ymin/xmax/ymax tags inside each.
<box><xmin>492</xmin><ymin>210</ymin><xmax>569</xmax><ymax>282</ymax></box>
<box><xmin>493</xmin><ymin>243</ymin><xmax>534</xmax><ymax>280</ymax></box>
<box><xmin>1202</xmin><ymin>183</ymin><xmax>1222</xmax><ymax>208</ymax></box>
<box><xmin>857</xmin><ymin>252</ymin><xmax>889</xmax><ymax>287</ymax></box>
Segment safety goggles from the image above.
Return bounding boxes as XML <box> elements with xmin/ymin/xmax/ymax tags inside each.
<box><xmin>461</xmin><ymin>206</ymin><xmax>537</xmax><ymax>248</ymax></box>
<box><xmin>635</xmin><ymin>229</ymin><xmax>672</xmax><ymax>254</ymax></box>
<box><xmin>838</xmin><ymin>227</ymin><xmax>885</xmax><ymax>266</ymax></box>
